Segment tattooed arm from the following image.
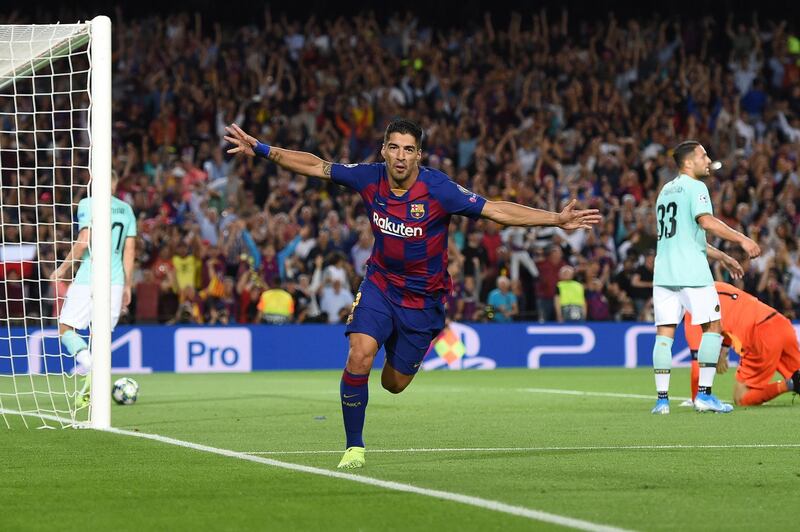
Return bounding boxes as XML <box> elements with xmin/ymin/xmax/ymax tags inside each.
<box><xmin>264</xmin><ymin>146</ymin><xmax>332</xmax><ymax>180</ymax></box>
<box><xmin>224</xmin><ymin>123</ymin><xmax>333</xmax><ymax>180</ymax></box>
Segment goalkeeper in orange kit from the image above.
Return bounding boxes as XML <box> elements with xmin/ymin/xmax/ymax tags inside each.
<box><xmin>684</xmin><ymin>281</ymin><xmax>800</xmax><ymax>406</ymax></box>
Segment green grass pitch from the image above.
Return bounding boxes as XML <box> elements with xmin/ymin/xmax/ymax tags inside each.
<box><xmin>3</xmin><ymin>368</ymin><xmax>799</xmax><ymax>531</ymax></box>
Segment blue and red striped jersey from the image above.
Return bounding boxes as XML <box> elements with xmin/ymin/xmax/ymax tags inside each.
<box><xmin>331</xmin><ymin>163</ymin><xmax>487</xmax><ymax>309</ymax></box>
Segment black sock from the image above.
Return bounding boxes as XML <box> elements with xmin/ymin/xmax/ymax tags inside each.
<box><xmin>698</xmin><ymin>386</ymin><xmax>711</xmax><ymax>395</ymax></box>
<box><xmin>657</xmin><ymin>391</ymin><xmax>668</xmax><ymax>400</ymax></box>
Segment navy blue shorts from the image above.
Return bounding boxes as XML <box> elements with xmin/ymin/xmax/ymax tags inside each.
<box><xmin>345</xmin><ymin>279</ymin><xmax>445</xmax><ymax>375</ymax></box>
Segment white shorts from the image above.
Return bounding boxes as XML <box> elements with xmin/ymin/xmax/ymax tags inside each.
<box><xmin>653</xmin><ymin>285</ymin><xmax>721</xmax><ymax>326</ymax></box>
<box><xmin>59</xmin><ymin>283</ymin><xmax>124</xmax><ymax>331</ymax></box>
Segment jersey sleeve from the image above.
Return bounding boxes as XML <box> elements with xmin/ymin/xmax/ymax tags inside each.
<box><xmin>76</xmin><ymin>198</ymin><xmax>91</xmax><ymax>230</ymax></box>
<box><xmin>430</xmin><ymin>177</ymin><xmax>487</xmax><ymax>219</ymax></box>
<box><xmin>125</xmin><ymin>205</ymin><xmax>137</xmax><ymax>237</ymax></box>
<box><xmin>330</xmin><ymin>163</ymin><xmax>377</xmax><ymax>192</ymax></box>
<box><xmin>690</xmin><ymin>181</ymin><xmax>713</xmax><ymax>220</ymax></box>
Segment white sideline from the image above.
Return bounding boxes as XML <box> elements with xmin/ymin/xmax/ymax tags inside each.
<box><xmin>245</xmin><ymin>443</ymin><xmax>800</xmax><ymax>455</ymax></box>
<box><xmin>101</xmin><ymin>426</ymin><xmax>632</xmax><ymax>532</ymax></box>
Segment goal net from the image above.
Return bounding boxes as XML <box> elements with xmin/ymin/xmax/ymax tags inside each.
<box><xmin>0</xmin><ymin>18</ymin><xmax>111</xmax><ymax>429</ymax></box>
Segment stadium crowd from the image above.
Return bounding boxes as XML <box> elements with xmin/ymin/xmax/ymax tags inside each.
<box><xmin>2</xmin><ymin>7</ymin><xmax>800</xmax><ymax>325</ymax></box>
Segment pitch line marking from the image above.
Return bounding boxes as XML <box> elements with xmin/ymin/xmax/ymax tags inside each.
<box><xmin>0</xmin><ymin>384</ymin><xmax>741</xmax><ymax>531</ymax></box>
<box><xmin>244</xmin><ymin>443</ymin><xmax>800</xmax><ymax>455</ymax></box>
<box><xmin>99</xmin><ymin>426</ymin><xmax>633</xmax><ymax>532</ymax></box>
<box><xmin>518</xmin><ymin>387</ymin><xmax>692</xmax><ymax>401</ymax></box>
<box><xmin>1</xmin><ymin>407</ymin><xmax>633</xmax><ymax>532</ymax></box>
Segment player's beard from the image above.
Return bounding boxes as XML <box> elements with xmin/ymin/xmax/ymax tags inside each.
<box><xmin>389</xmin><ymin>164</ymin><xmax>414</xmax><ymax>186</ymax></box>
<box><xmin>693</xmin><ymin>164</ymin><xmax>710</xmax><ymax>179</ymax></box>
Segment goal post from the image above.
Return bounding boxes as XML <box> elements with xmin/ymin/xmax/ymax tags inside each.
<box><xmin>0</xmin><ymin>16</ymin><xmax>112</xmax><ymax>429</ymax></box>
<box><xmin>89</xmin><ymin>15</ymin><xmax>112</xmax><ymax>430</ymax></box>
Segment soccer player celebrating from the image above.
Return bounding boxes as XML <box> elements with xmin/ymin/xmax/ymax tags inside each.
<box><xmin>50</xmin><ymin>172</ymin><xmax>137</xmax><ymax>406</ymax></box>
<box><xmin>225</xmin><ymin>119</ymin><xmax>601</xmax><ymax>468</ymax></box>
<box><xmin>684</xmin><ymin>282</ymin><xmax>800</xmax><ymax>406</ymax></box>
<box><xmin>651</xmin><ymin>140</ymin><xmax>760</xmax><ymax>415</ymax></box>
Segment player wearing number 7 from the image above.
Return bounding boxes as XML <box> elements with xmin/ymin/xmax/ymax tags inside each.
<box><xmin>49</xmin><ymin>172</ymin><xmax>137</xmax><ymax>407</ymax></box>
<box><xmin>651</xmin><ymin>141</ymin><xmax>760</xmax><ymax>414</ymax></box>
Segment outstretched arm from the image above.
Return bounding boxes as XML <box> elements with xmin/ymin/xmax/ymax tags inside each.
<box><xmin>481</xmin><ymin>199</ymin><xmax>601</xmax><ymax>230</ymax></box>
<box><xmin>224</xmin><ymin>123</ymin><xmax>332</xmax><ymax>180</ymax></box>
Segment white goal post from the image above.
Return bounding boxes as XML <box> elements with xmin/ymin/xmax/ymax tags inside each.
<box><xmin>0</xmin><ymin>16</ymin><xmax>112</xmax><ymax>429</ymax></box>
<box><xmin>89</xmin><ymin>15</ymin><xmax>112</xmax><ymax>430</ymax></box>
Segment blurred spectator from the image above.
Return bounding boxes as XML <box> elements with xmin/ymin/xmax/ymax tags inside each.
<box><xmin>450</xmin><ymin>275</ymin><xmax>480</xmax><ymax>322</ymax></box>
<box><xmin>258</xmin><ymin>244</ymin><xmax>280</xmax><ymax>287</ymax></box>
<box><xmin>481</xmin><ymin>221</ymin><xmax>504</xmax><ymax>277</ymax></box>
<box><xmin>486</xmin><ymin>275</ymin><xmax>518</xmax><ymax>323</ymax></box>
<box><xmin>535</xmin><ymin>245</ymin><xmax>566</xmax><ymax>322</ymax></box>
<box><xmin>585</xmin><ymin>278</ymin><xmax>611</xmax><ymax>321</ymax></box>
<box><xmin>351</xmin><ymin>228</ymin><xmax>374</xmax><ymax>279</ymax></box>
<box><xmin>167</xmin><ymin>286</ymin><xmax>203</xmax><ymax>324</ymax></box>
<box><xmin>613</xmin><ymin>256</ymin><xmax>638</xmax><ymax>301</ymax></box>
<box><xmin>511</xmin><ymin>279</ymin><xmax>528</xmax><ymax>319</ymax></box>
<box><xmin>319</xmin><ymin>278</ymin><xmax>355</xmax><ymax>324</ymax></box>
<box><xmin>757</xmin><ymin>259</ymin><xmax>793</xmax><ymax>316</ymax></box>
<box><xmin>172</xmin><ymin>241</ymin><xmax>201</xmax><ymax>292</ymax></box>
<box><xmin>287</xmin><ymin>274</ymin><xmax>320</xmax><ymax>323</ymax></box>
<box><xmin>629</xmin><ymin>252</ymin><xmax>655</xmax><ymax>316</ymax></box>
<box><xmin>555</xmin><ymin>266</ymin><xmax>586</xmax><ymax>322</ymax></box>
<box><xmin>503</xmin><ymin>226</ymin><xmax>539</xmax><ymax>282</ymax></box>
<box><xmin>207</xmin><ymin>277</ymin><xmax>236</xmax><ymax>325</ymax></box>
<box><xmin>324</xmin><ymin>252</ymin><xmax>353</xmax><ymax>293</ymax></box>
<box><xmin>257</xmin><ymin>280</ymin><xmax>294</xmax><ymax>324</ymax></box>
<box><xmin>462</xmin><ymin>231</ymin><xmax>489</xmax><ymax>295</ymax></box>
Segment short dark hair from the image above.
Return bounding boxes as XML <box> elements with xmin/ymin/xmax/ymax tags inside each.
<box><xmin>673</xmin><ymin>140</ymin><xmax>701</xmax><ymax>168</ymax></box>
<box><xmin>384</xmin><ymin>119</ymin><xmax>423</xmax><ymax>148</ymax></box>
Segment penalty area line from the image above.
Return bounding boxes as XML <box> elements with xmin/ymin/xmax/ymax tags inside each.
<box><xmin>100</xmin><ymin>425</ymin><xmax>633</xmax><ymax>532</ymax></box>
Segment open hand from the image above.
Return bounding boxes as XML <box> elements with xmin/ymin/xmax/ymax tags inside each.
<box><xmin>557</xmin><ymin>199</ymin><xmax>602</xmax><ymax>231</ymax></box>
<box><xmin>224</xmin><ymin>124</ymin><xmax>257</xmax><ymax>157</ymax></box>
<box><xmin>720</xmin><ymin>253</ymin><xmax>744</xmax><ymax>280</ymax></box>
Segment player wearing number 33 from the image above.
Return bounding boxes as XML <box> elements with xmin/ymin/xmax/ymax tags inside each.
<box><xmin>650</xmin><ymin>141</ymin><xmax>760</xmax><ymax>415</ymax></box>
<box><xmin>49</xmin><ymin>172</ymin><xmax>137</xmax><ymax>407</ymax></box>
